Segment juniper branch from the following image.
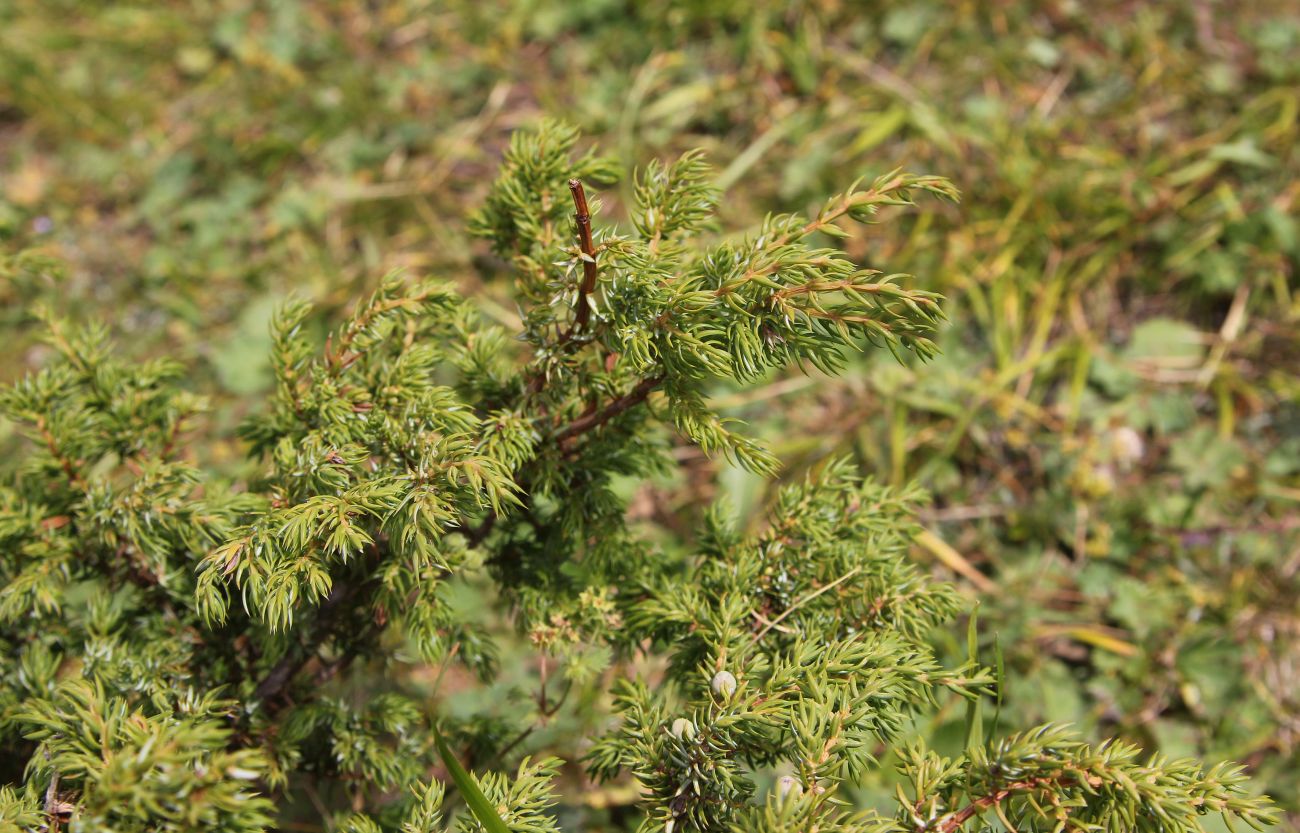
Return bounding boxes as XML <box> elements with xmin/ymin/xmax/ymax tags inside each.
<box><xmin>1</xmin><ymin>120</ymin><xmax>1274</xmax><ymax>833</ymax></box>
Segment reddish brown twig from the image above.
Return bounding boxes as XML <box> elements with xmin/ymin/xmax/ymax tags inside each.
<box><xmin>568</xmin><ymin>179</ymin><xmax>599</xmax><ymax>335</ymax></box>
<box><xmin>252</xmin><ymin>544</ymin><xmax>385</xmax><ymax>709</ymax></box>
<box><xmin>553</xmin><ymin>375</ymin><xmax>663</xmax><ymax>447</ymax></box>
<box><xmin>517</xmin><ymin>179</ymin><xmax>603</xmax><ymax>396</ymax></box>
<box><xmin>929</xmin><ymin>776</ymin><xmax>1065</xmax><ymax>832</ymax></box>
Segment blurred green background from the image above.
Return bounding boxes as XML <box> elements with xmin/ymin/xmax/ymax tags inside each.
<box><xmin>2</xmin><ymin>0</ymin><xmax>1297</xmax><ymax>828</ymax></box>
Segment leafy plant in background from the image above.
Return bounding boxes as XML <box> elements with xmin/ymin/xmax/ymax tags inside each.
<box><xmin>0</xmin><ymin>123</ymin><xmax>1277</xmax><ymax>833</ymax></box>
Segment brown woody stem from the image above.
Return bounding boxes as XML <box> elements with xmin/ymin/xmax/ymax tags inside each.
<box><xmin>568</xmin><ymin>179</ymin><xmax>599</xmax><ymax>334</ymax></box>
<box><xmin>929</xmin><ymin>776</ymin><xmax>1065</xmax><ymax>832</ymax></box>
<box><xmin>553</xmin><ymin>375</ymin><xmax>663</xmax><ymax>447</ymax></box>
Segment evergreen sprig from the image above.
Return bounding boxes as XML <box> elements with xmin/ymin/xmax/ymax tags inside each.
<box><xmin>0</xmin><ymin>120</ymin><xmax>1275</xmax><ymax>833</ymax></box>
<box><xmin>897</xmin><ymin>724</ymin><xmax>1276</xmax><ymax>833</ymax></box>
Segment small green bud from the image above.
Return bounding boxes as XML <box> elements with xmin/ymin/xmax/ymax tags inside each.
<box><xmin>710</xmin><ymin>670</ymin><xmax>737</xmax><ymax>699</ymax></box>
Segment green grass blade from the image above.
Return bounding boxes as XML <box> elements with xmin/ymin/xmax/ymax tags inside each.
<box><xmin>963</xmin><ymin>604</ymin><xmax>983</xmax><ymax>752</ymax></box>
<box><xmin>990</xmin><ymin>634</ymin><xmax>1005</xmax><ymax>743</ymax></box>
<box><xmin>433</xmin><ymin>724</ymin><xmax>511</xmax><ymax>833</ymax></box>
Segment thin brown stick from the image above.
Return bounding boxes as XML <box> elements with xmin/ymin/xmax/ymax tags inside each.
<box><xmin>751</xmin><ymin>567</ymin><xmax>861</xmax><ymax>642</ymax></box>
<box><xmin>253</xmin><ymin>544</ymin><xmax>384</xmax><ymax>709</ymax></box>
<box><xmin>929</xmin><ymin>776</ymin><xmax>1064</xmax><ymax>832</ymax></box>
<box><xmin>253</xmin><ymin>579</ymin><xmax>363</xmax><ymax>707</ymax></box>
<box><xmin>553</xmin><ymin>375</ymin><xmax>663</xmax><ymax>447</ymax></box>
<box><xmin>568</xmin><ymin>179</ymin><xmax>599</xmax><ymax>334</ymax></box>
<box><xmin>490</xmin><ymin>680</ymin><xmax>572</xmax><ymax>767</ymax></box>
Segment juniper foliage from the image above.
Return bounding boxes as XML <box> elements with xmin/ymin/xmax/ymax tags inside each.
<box><xmin>0</xmin><ymin>121</ymin><xmax>1276</xmax><ymax>833</ymax></box>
